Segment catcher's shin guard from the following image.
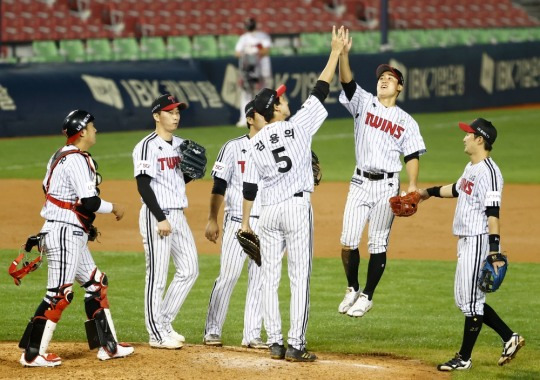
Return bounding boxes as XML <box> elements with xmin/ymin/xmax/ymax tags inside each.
<box><xmin>83</xmin><ymin>268</ymin><xmax>118</xmax><ymax>354</ymax></box>
<box><xmin>19</xmin><ymin>316</ymin><xmax>58</xmax><ymax>363</ymax></box>
<box><xmin>19</xmin><ymin>284</ymin><xmax>73</xmax><ymax>362</ymax></box>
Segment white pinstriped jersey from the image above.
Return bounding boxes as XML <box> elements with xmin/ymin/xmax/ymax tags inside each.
<box><xmin>211</xmin><ymin>134</ymin><xmax>262</xmax><ymax>216</ymax></box>
<box><xmin>244</xmin><ymin>95</ymin><xmax>328</xmax><ymax>205</ymax></box>
<box><xmin>339</xmin><ymin>84</ymin><xmax>426</xmax><ymax>173</ymax></box>
<box><xmin>132</xmin><ymin>132</ymin><xmax>188</xmax><ymax>209</ymax></box>
<box><xmin>40</xmin><ymin>145</ymin><xmax>98</xmax><ymax>227</ymax></box>
<box><xmin>453</xmin><ymin>157</ymin><xmax>503</xmax><ymax>236</ymax></box>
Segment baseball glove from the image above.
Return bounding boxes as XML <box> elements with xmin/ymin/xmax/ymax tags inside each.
<box><xmin>478</xmin><ymin>253</ymin><xmax>508</xmax><ymax>293</ymax></box>
<box><xmin>389</xmin><ymin>191</ymin><xmax>421</xmax><ymax>217</ymax></box>
<box><xmin>312</xmin><ymin>150</ymin><xmax>322</xmax><ymax>186</ymax></box>
<box><xmin>236</xmin><ymin>229</ymin><xmax>261</xmax><ymax>266</ymax></box>
<box><xmin>179</xmin><ymin>140</ymin><xmax>207</xmax><ymax>179</ymax></box>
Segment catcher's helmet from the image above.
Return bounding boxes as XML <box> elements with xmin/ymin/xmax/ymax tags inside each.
<box><xmin>62</xmin><ymin>109</ymin><xmax>94</xmax><ymax>143</ymax></box>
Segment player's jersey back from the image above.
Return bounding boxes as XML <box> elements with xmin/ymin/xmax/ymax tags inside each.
<box><xmin>211</xmin><ymin>135</ymin><xmax>262</xmax><ymax>216</ymax></box>
<box><xmin>339</xmin><ymin>84</ymin><xmax>426</xmax><ymax>173</ymax></box>
<box><xmin>453</xmin><ymin>157</ymin><xmax>503</xmax><ymax>236</ymax></box>
<box><xmin>41</xmin><ymin>145</ymin><xmax>98</xmax><ymax>226</ymax></box>
<box><xmin>245</xmin><ymin>95</ymin><xmax>327</xmax><ymax>205</ymax></box>
<box><xmin>132</xmin><ymin>132</ymin><xmax>188</xmax><ymax>209</ymax></box>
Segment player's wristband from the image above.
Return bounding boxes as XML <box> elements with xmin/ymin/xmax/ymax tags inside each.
<box><xmin>426</xmin><ymin>186</ymin><xmax>442</xmax><ymax>198</ymax></box>
<box><xmin>97</xmin><ymin>199</ymin><xmax>113</xmax><ymax>213</ymax></box>
<box><xmin>489</xmin><ymin>234</ymin><xmax>500</xmax><ymax>252</ymax></box>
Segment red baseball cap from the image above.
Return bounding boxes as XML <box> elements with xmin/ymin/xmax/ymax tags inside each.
<box><xmin>376</xmin><ymin>64</ymin><xmax>404</xmax><ymax>85</ymax></box>
<box><xmin>151</xmin><ymin>94</ymin><xmax>187</xmax><ymax>114</ymax></box>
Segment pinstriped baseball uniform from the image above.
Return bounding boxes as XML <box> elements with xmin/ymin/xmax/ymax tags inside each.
<box><xmin>39</xmin><ymin>146</ymin><xmax>103</xmax><ymax>298</ymax></box>
<box><xmin>453</xmin><ymin>157</ymin><xmax>503</xmax><ymax>316</ymax></box>
<box><xmin>132</xmin><ymin>132</ymin><xmax>199</xmax><ymax>343</ymax></box>
<box><xmin>204</xmin><ymin>135</ymin><xmax>264</xmax><ymax>344</ymax></box>
<box><xmin>244</xmin><ymin>95</ymin><xmax>327</xmax><ymax>350</ymax></box>
<box><xmin>339</xmin><ymin>84</ymin><xmax>426</xmax><ymax>253</ymax></box>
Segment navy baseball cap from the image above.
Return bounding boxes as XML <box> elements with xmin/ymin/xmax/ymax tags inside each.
<box><xmin>376</xmin><ymin>64</ymin><xmax>404</xmax><ymax>85</ymax></box>
<box><xmin>459</xmin><ymin>118</ymin><xmax>497</xmax><ymax>145</ymax></box>
<box><xmin>253</xmin><ymin>85</ymin><xmax>286</xmax><ymax>115</ymax></box>
<box><xmin>245</xmin><ymin>100</ymin><xmax>255</xmax><ymax>117</ymax></box>
<box><xmin>63</xmin><ymin>109</ymin><xmax>94</xmax><ymax>144</ymax></box>
<box><xmin>151</xmin><ymin>94</ymin><xmax>187</xmax><ymax>114</ymax></box>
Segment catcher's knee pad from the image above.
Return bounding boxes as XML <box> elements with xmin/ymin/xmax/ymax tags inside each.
<box><xmin>43</xmin><ymin>283</ymin><xmax>74</xmax><ymax>323</ymax></box>
<box><xmin>83</xmin><ymin>268</ymin><xmax>109</xmax><ymax>319</ymax></box>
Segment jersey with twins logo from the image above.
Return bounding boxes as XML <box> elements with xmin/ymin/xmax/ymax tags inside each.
<box><xmin>339</xmin><ymin>84</ymin><xmax>426</xmax><ymax>173</ymax></box>
<box><xmin>211</xmin><ymin>135</ymin><xmax>262</xmax><ymax>216</ymax></box>
<box><xmin>132</xmin><ymin>132</ymin><xmax>188</xmax><ymax>209</ymax></box>
<box><xmin>244</xmin><ymin>95</ymin><xmax>328</xmax><ymax>205</ymax></box>
<box><xmin>453</xmin><ymin>157</ymin><xmax>503</xmax><ymax>236</ymax></box>
<box><xmin>41</xmin><ymin>145</ymin><xmax>98</xmax><ymax>226</ymax></box>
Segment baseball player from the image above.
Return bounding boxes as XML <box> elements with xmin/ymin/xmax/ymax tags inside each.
<box><xmin>235</xmin><ymin>17</ymin><xmax>272</xmax><ymax>127</ymax></box>
<box><xmin>337</xmin><ymin>31</ymin><xmax>426</xmax><ymax>318</ymax></box>
<box><xmin>18</xmin><ymin>110</ymin><xmax>133</xmax><ymax>367</ymax></box>
<box><xmin>132</xmin><ymin>94</ymin><xmax>199</xmax><ymax>349</ymax></box>
<box><xmin>203</xmin><ymin>101</ymin><xmax>267</xmax><ymax>349</ymax></box>
<box><xmin>418</xmin><ymin>118</ymin><xmax>525</xmax><ymax>371</ymax></box>
<box><xmin>240</xmin><ymin>26</ymin><xmax>346</xmax><ymax>362</ymax></box>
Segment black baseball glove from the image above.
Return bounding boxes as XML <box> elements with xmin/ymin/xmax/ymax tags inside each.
<box><xmin>312</xmin><ymin>150</ymin><xmax>322</xmax><ymax>186</ymax></box>
<box><xmin>478</xmin><ymin>253</ymin><xmax>508</xmax><ymax>292</ymax></box>
<box><xmin>179</xmin><ymin>140</ymin><xmax>207</xmax><ymax>179</ymax></box>
<box><xmin>236</xmin><ymin>229</ymin><xmax>261</xmax><ymax>266</ymax></box>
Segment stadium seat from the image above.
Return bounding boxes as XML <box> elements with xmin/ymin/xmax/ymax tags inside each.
<box><xmin>297</xmin><ymin>33</ymin><xmax>327</xmax><ymax>55</ymax></box>
<box><xmin>31</xmin><ymin>40</ymin><xmax>62</xmax><ymax>62</ymax></box>
<box><xmin>86</xmin><ymin>38</ymin><xmax>113</xmax><ymax>61</ymax></box>
<box><xmin>217</xmin><ymin>35</ymin><xmax>239</xmax><ymax>57</ymax></box>
<box><xmin>271</xmin><ymin>37</ymin><xmax>295</xmax><ymax>56</ymax></box>
<box><xmin>140</xmin><ymin>36</ymin><xmax>166</xmax><ymax>60</ymax></box>
<box><xmin>59</xmin><ymin>39</ymin><xmax>86</xmax><ymax>62</ymax></box>
<box><xmin>112</xmin><ymin>37</ymin><xmax>140</xmax><ymax>61</ymax></box>
<box><xmin>166</xmin><ymin>36</ymin><xmax>192</xmax><ymax>59</ymax></box>
<box><xmin>350</xmin><ymin>31</ymin><xmax>380</xmax><ymax>53</ymax></box>
<box><xmin>191</xmin><ymin>35</ymin><xmax>219</xmax><ymax>58</ymax></box>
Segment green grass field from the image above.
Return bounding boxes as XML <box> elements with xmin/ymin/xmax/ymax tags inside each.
<box><xmin>0</xmin><ymin>252</ymin><xmax>538</xmax><ymax>379</ymax></box>
<box><xmin>1</xmin><ymin>108</ymin><xmax>539</xmax><ymax>378</ymax></box>
<box><xmin>1</xmin><ymin>108</ymin><xmax>539</xmax><ymax>183</ymax></box>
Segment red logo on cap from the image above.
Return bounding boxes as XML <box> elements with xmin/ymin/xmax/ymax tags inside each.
<box><xmin>168</xmin><ymin>96</ymin><xmax>175</xmax><ymax>102</ymax></box>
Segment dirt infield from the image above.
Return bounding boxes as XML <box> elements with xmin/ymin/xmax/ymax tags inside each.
<box><xmin>0</xmin><ymin>343</ymin><xmax>447</xmax><ymax>380</ymax></box>
<box><xmin>1</xmin><ymin>179</ymin><xmax>538</xmax><ymax>262</ymax></box>
<box><xmin>1</xmin><ymin>179</ymin><xmax>537</xmax><ymax>378</ymax></box>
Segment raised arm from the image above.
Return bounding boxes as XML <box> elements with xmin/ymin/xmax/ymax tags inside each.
<box><xmin>318</xmin><ymin>26</ymin><xmax>346</xmax><ymax>84</ymax></box>
<box><xmin>339</xmin><ymin>27</ymin><xmax>353</xmax><ymax>83</ymax></box>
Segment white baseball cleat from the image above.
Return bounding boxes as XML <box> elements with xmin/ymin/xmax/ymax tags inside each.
<box><xmin>149</xmin><ymin>336</ymin><xmax>183</xmax><ymax>349</ymax></box>
<box><xmin>346</xmin><ymin>293</ymin><xmax>373</xmax><ymax>317</ymax></box>
<box><xmin>242</xmin><ymin>337</ymin><xmax>268</xmax><ymax>349</ymax></box>
<box><xmin>498</xmin><ymin>333</ymin><xmax>525</xmax><ymax>366</ymax></box>
<box><xmin>97</xmin><ymin>343</ymin><xmax>134</xmax><ymax>361</ymax></box>
<box><xmin>338</xmin><ymin>287</ymin><xmax>361</xmax><ymax>314</ymax></box>
<box><xmin>168</xmin><ymin>329</ymin><xmax>186</xmax><ymax>343</ymax></box>
<box><xmin>20</xmin><ymin>352</ymin><xmax>61</xmax><ymax>367</ymax></box>
<box><xmin>203</xmin><ymin>334</ymin><xmax>223</xmax><ymax>346</ymax></box>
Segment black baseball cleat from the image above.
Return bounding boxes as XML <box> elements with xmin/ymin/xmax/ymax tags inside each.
<box><xmin>269</xmin><ymin>343</ymin><xmax>286</xmax><ymax>360</ymax></box>
<box><xmin>284</xmin><ymin>346</ymin><xmax>317</xmax><ymax>362</ymax></box>
<box><xmin>437</xmin><ymin>353</ymin><xmax>472</xmax><ymax>371</ymax></box>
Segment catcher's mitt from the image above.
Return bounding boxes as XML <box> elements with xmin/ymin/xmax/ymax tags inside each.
<box><xmin>478</xmin><ymin>253</ymin><xmax>508</xmax><ymax>293</ymax></box>
<box><xmin>389</xmin><ymin>191</ymin><xmax>421</xmax><ymax>217</ymax></box>
<box><xmin>179</xmin><ymin>140</ymin><xmax>207</xmax><ymax>179</ymax></box>
<box><xmin>312</xmin><ymin>150</ymin><xmax>322</xmax><ymax>186</ymax></box>
<box><xmin>236</xmin><ymin>229</ymin><xmax>261</xmax><ymax>266</ymax></box>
